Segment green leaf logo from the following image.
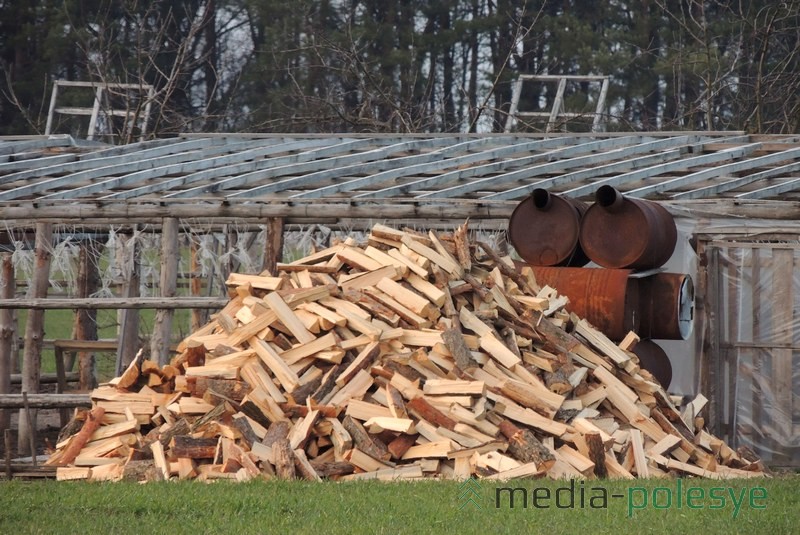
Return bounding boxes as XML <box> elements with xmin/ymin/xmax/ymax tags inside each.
<box><xmin>458</xmin><ymin>476</ymin><xmax>483</xmax><ymax>509</ymax></box>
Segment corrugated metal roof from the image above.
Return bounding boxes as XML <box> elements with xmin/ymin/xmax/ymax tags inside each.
<box><xmin>1</xmin><ymin>132</ymin><xmax>799</xmax><ymax>207</ymax></box>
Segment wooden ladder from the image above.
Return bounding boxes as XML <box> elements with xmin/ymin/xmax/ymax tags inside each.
<box><xmin>44</xmin><ymin>80</ymin><xmax>155</xmax><ymax>141</ymax></box>
<box><xmin>504</xmin><ymin>74</ymin><xmax>610</xmax><ymax>134</ymax></box>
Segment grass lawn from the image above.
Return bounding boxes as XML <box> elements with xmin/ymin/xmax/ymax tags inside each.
<box><xmin>1</xmin><ymin>476</ymin><xmax>797</xmax><ymax>534</ymax></box>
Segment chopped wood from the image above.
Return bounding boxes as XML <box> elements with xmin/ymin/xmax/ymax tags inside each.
<box><xmin>342</xmin><ymin>415</ymin><xmax>391</xmax><ymax>462</ymax></box>
<box><xmin>226</xmin><ymin>273</ymin><xmax>284</xmax><ymax>291</ymax></box>
<box><xmin>170</xmin><ymin>436</ymin><xmax>218</xmax><ymax>459</ymax></box>
<box><xmin>48</xmin><ymin>221</ymin><xmax>763</xmax><ymax>484</ymax></box>
<box><xmin>376</xmin><ymin>277</ymin><xmax>436</xmax><ymax>319</ymax></box>
<box><xmin>387</xmin><ymin>433</ymin><xmax>418</xmax><ymax>460</ymax></box>
<box><xmin>344</xmin><ymin>400</ymin><xmax>389</xmax><ymax>424</ymax></box>
<box><xmin>335</xmin><ymin>341</ymin><xmax>381</xmax><ymax>387</ymax></box>
<box><xmin>402</xmin><ymin>440</ymin><xmax>454</xmax><ymax>460</ymax></box>
<box><xmin>479</xmin><ymin>333</ymin><xmax>522</xmax><ymax>368</ymax></box>
<box><xmin>273</xmin><ymin>438</ymin><xmax>296</xmax><ymax>480</ymax></box>
<box><xmin>406</xmin><ymin>397</ymin><xmax>457</xmax><ymax>431</ymax></box>
<box><xmin>496</xmin><ymin>420</ymin><xmax>551</xmax><ymax>467</ymax></box>
<box><xmin>251</xmin><ymin>337</ymin><xmax>299</xmax><ymax>393</ymax></box>
<box><xmin>423</xmin><ymin>379</ymin><xmax>485</xmax><ymax>396</ymax></box>
<box><xmin>49</xmin><ymin>407</ymin><xmax>105</xmax><ymax>466</ymax></box>
<box><xmin>264</xmin><ymin>292</ymin><xmax>316</xmax><ymax>344</ymax></box>
<box><xmin>364</xmin><ymin>417</ymin><xmax>416</xmax><ymax>434</ymax></box>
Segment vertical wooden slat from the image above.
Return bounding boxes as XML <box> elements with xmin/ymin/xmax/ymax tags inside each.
<box><xmin>0</xmin><ymin>252</ymin><xmax>15</xmax><ymax>434</ymax></box>
<box><xmin>151</xmin><ymin>218</ymin><xmax>179</xmax><ymax>366</ymax></box>
<box><xmin>725</xmin><ymin>248</ymin><xmax>741</xmax><ymax>443</ymax></box>
<box><xmin>704</xmin><ymin>245</ymin><xmax>724</xmax><ymax>437</ymax></box>
<box><xmin>116</xmin><ymin>230</ymin><xmax>140</xmax><ymax>376</ymax></box>
<box><xmin>695</xmin><ymin>238</ymin><xmax>708</xmax><ymax>400</ymax></box>
<box><xmin>750</xmin><ymin>247</ymin><xmax>763</xmax><ymax>453</ymax></box>
<box><xmin>18</xmin><ymin>222</ymin><xmax>53</xmax><ymax>456</ymax></box>
<box><xmin>772</xmin><ymin>248</ymin><xmax>794</xmax><ymax>462</ymax></box>
<box><xmin>262</xmin><ymin>217</ymin><xmax>285</xmax><ymax>276</ymax></box>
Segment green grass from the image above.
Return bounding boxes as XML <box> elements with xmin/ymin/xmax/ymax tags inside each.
<box><xmin>1</xmin><ymin>477</ymin><xmax>797</xmax><ymax>534</ymax></box>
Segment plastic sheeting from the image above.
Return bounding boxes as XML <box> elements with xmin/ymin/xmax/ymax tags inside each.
<box><xmin>674</xmin><ymin>215</ymin><xmax>800</xmax><ymax>466</ymax></box>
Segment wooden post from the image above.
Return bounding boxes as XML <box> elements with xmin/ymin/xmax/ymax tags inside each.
<box><xmin>4</xmin><ymin>428</ymin><xmax>11</xmax><ymax>478</ymax></box>
<box><xmin>190</xmin><ymin>238</ymin><xmax>204</xmax><ymax>332</ymax></box>
<box><xmin>262</xmin><ymin>218</ymin><xmax>285</xmax><ymax>276</ymax></box>
<box><xmin>151</xmin><ymin>218</ymin><xmax>178</xmax><ymax>366</ymax></box>
<box><xmin>73</xmin><ymin>239</ymin><xmax>102</xmax><ymax>391</ymax></box>
<box><xmin>22</xmin><ymin>391</ymin><xmax>36</xmax><ymax>466</ymax></box>
<box><xmin>18</xmin><ymin>222</ymin><xmax>53</xmax><ymax>456</ymax></box>
<box><xmin>223</xmin><ymin>224</ymin><xmax>234</xmax><ymax>280</ymax></box>
<box><xmin>772</xmin><ymin>247</ymin><xmax>793</xmax><ymax>462</ymax></box>
<box><xmin>116</xmin><ymin>230</ymin><xmax>140</xmax><ymax>376</ymax></box>
<box><xmin>53</xmin><ymin>343</ymin><xmax>68</xmax><ymax>427</ymax></box>
<box><xmin>0</xmin><ymin>252</ymin><xmax>14</xmax><ymax>434</ymax></box>
<box><xmin>700</xmin><ymin>244</ymin><xmax>722</xmax><ymax>437</ymax></box>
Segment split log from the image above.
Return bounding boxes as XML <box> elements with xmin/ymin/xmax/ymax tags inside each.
<box><xmin>498</xmin><ymin>420</ymin><xmax>555</xmax><ymax>470</ymax></box>
<box><xmin>51</xmin><ymin>407</ymin><xmax>105</xmax><ymax>466</ymax></box>
<box><xmin>170</xmin><ymin>436</ymin><xmax>218</xmax><ymax>459</ymax></box>
<box><xmin>342</xmin><ymin>415</ymin><xmax>390</xmax><ymax>461</ymax></box>
<box><xmin>273</xmin><ymin>438</ymin><xmax>296</xmax><ymax>480</ymax></box>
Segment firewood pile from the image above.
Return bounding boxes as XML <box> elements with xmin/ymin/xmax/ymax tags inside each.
<box><xmin>48</xmin><ymin>223</ymin><xmax>766</xmax><ymax>482</ymax></box>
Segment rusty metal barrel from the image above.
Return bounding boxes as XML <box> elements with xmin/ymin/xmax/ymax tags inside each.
<box><xmin>530</xmin><ymin>266</ymin><xmax>639</xmax><ymax>341</ymax></box>
<box><xmin>631</xmin><ymin>339</ymin><xmax>673</xmax><ymax>389</ymax></box>
<box><xmin>579</xmin><ymin>185</ymin><xmax>677</xmax><ymax>270</ymax></box>
<box><xmin>637</xmin><ymin>272</ymin><xmax>694</xmax><ymax>340</ymax></box>
<box><xmin>508</xmin><ymin>189</ymin><xmax>590</xmax><ymax>267</ymax></box>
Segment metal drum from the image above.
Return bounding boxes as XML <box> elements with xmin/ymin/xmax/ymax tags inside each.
<box><xmin>631</xmin><ymin>339</ymin><xmax>673</xmax><ymax>389</ymax></box>
<box><xmin>579</xmin><ymin>185</ymin><xmax>677</xmax><ymax>269</ymax></box>
<box><xmin>530</xmin><ymin>266</ymin><xmax>639</xmax><ymax>341</ymax></box>
<box><xmin>508</xmin><ymin>189</ymin><xmax>590</xmax><ymax>267</ymax></box>
<box><xmin>638</xmin><ymin>272</ymin><xmax>694</xmax><ymax>340</ymax></box>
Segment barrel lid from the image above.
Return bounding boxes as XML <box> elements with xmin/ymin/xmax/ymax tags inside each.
<box><xmin>632</xmin><ymin>339</ymin><xmax>673</xmax><ymax>388</ymax></box>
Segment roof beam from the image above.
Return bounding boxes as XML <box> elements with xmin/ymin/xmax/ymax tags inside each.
<box><xmin>672</xmin><ymin>158</ymin><xmax>800</xmax><ymax>200</ymax></box>
<box><xmin>735</xmin><ymin>173</ymin><xmax>800</xmax><ymax>199</ymax></box>
<box><xmin>426</xmin><ymin>136</ymin><xmax>695</xmax><ymax>199</ymax></box>
<box><xmin>0</xmin><ymin>152</ymin><xmax>79</xmax><ymax>172</ymax></box>
<box><xmin>0</xmin><ymin>199</ymin><xmax>518</xmax><ymax>222</ymax></box>
<box><xmin>226</xmin><ymin>137</ymin><xmax>469</xmax><ymax>199</ymax></box>
<box><xmin>483</xmin><ymin>149</ymin><xmax>685</xmax><ymax>200</ymax></box>
<box><xmin>43</xmin><ymin>138</ymin><xmax>332</xmax><ymax>201</ymax></box>
<box><xmin>294</xmin><ymin>137</ymin><xmax>576</xmax><ymax>200</ymax></box>
<box><xmin>420</xmin><ymin>136</ymin><xmax>669</xmax><ymax>199</ymax></box>
<box><xmin>561</xmin><ymin>137</ymin><xmax>755</xmax><ymax>197</ymax></box>
<box><xmin>164</xmin><ymin>138</ymin><xmax>397</xmax><ymax>198</ymax></box>
<box><xmin>11</xmin><ymin>139</ymin><xmax>270</xmax><ymax>202</ymax></box>
<box><xmin>0</xmin><ymin>137</ymin><xmax>219</xmax><ymax>187</ymax></box>
<box><xmin>625</xmin><ymin>145</ymin><xmax>800</xmax><ymax>198</ymax></box>
<box><xmin>358</xmin><ymin>136</ymin><xmax>645</xmax><ymax>199</ymax></box>
<box><xmin>0</xmin><ymin>135</ymin><xmax>77</xmax><ymax>158</ymax></box>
